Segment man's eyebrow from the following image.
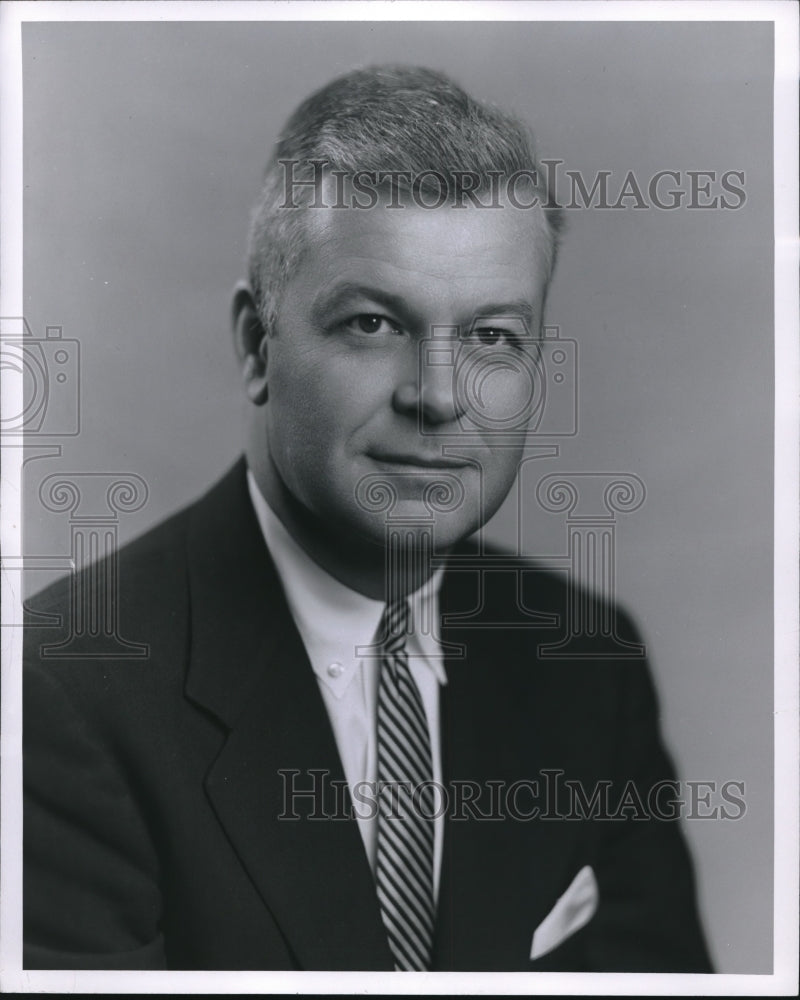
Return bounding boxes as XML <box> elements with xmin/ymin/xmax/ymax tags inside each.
<box><xmin>310</xmin><ymin>283</ymin><xmax>417</xmax><ymax>325</ymax></box>
<box><xmin>467</xmin><ymin>301</ymin><xmax>536</xmax><ymax>330</ymax></box>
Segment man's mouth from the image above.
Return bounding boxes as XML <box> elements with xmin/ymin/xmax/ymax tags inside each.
<box><xmin>367</xmin><ymin>451</ymin><xmax>471</xmax><ymax>470</ymax></box>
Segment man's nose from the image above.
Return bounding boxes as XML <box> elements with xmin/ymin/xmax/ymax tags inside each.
<box><xmin>392</xmin><ymin>337</ymin><xmax>464</xmax><ymax>426</ymax></box>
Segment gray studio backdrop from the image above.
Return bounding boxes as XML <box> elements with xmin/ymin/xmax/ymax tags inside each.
<box><xmin>21</xmin><ymin>20</ymin><xmax>773</xmax><ymax>973</ymax></box>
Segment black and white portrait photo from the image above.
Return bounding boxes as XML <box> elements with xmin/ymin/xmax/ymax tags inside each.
<box><xmin>0</xmin><ymin>1</ymin><xmax>797</xmax><ymax>995</ymax></box>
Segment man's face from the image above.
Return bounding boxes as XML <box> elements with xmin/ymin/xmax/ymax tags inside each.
<box><xmin>260</xmin><ymin>196</ymin><xmax>549</xmax><ymax>551</ymax></box>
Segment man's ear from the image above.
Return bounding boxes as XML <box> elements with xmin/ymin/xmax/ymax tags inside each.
<box><xmin>231</xmin><ymin>280</ymin><xmax>270</xmax><ymax>405</ymax></box>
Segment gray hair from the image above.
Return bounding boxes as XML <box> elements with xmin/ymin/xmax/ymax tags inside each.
<box><xmin>247</xmin><ymin>65</ymin><xmax>564</xmax><ymax>334</ymax></box>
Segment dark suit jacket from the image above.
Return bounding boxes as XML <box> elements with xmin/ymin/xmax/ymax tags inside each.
<box><xmin>23</xmin><ymin>459</ymin><xmax>712</xmax><ymax>971</ymax></box>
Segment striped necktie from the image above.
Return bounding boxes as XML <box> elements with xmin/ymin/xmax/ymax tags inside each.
<box><xmin>375</xmin><ymin>598</ymin><xmax>436</xmax><ymax>971</ymax></box>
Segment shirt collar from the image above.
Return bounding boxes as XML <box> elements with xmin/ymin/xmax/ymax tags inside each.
<box><xmin>246</xmin><ymin>469</ymin><xmax>447</xmax><ymax>698</ymax></box>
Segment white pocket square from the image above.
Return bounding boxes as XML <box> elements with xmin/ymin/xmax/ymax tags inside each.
<box><xmin>530</xmin><ymin>865</ymin><xmax>599</xmax><ymax>961</ymax></box>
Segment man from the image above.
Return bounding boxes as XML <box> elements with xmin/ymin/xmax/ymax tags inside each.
<box><xmin>23</xmin><ymin>66</ymin><xmax>712</xmax><ymax>972</ymax></box>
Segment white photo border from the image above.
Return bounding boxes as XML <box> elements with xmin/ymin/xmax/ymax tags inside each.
<box><xmin>1</xmin><ymin>1</ymin><xmax>797</xmax><ymax>995</ymax></box>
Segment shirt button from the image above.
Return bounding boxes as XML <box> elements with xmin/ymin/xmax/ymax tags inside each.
<box><xmin>327</xmin><ymin>661</ymin><xmax>344</xmax><ymax>678</ymax></box>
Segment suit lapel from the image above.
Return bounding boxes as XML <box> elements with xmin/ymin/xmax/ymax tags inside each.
<box><xmin>183</xmin><ymin>461</ymin><xmax>393</xmax><ymax>970</ymax></box>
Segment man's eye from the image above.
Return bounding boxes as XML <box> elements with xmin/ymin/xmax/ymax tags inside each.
<box><xmin>345</xmin><ymin>314</ymin><xmax>401</xmax><ymax>336</ymax></box>
<box><xmin>472</xmin><ymin>327</ymin><xmax>520</xmax><ymax>348</ymax></box>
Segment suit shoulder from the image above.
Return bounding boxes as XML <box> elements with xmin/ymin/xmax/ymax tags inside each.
<box><xmin>25</xmin><ymin>498</ymin><xmax>193</xmax><ymax>623</ymax></box>
<box><xmin>448</xmin><ymin>538</ymin><xmax>645</xmax><ymax>650</ymax></box>
<box><xmin>23</xmin><ymin>461</ymin><xmax>248</xmax><ymax>677</ymax></box>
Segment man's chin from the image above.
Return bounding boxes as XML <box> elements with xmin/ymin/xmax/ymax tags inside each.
<box><xmin>346</xmin><ymin>504</ymin><xmax>478</xmax><ymax>555</ymax></box>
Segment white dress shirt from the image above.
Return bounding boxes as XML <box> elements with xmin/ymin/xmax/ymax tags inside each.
<box><xmin>247</xmin><ymin>470</ymin><xmax>448</xmax><ymax>902</ymax></box>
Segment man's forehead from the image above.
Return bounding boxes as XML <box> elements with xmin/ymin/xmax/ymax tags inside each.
<box><xmin>299</xmin><ymin>208</ymin><xmax>543</xmax><ymax>291</ymax></box>
<box><xmin>302</xmin><ymin>183</ymin><xmax>551</xmax><ymax>272</ymax></box>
